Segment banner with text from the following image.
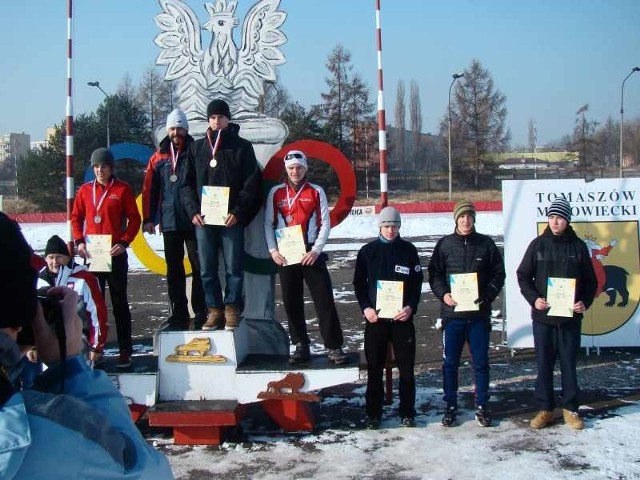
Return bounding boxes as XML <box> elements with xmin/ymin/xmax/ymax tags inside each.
<box><xmin>503</xmin><ymin>178</ymin><xmax>640</xmax><ymax>348</ymax></box>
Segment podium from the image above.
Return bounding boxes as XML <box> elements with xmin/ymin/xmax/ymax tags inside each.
<box><xmin>100</xmin><ymin>320</ymin><xmax>360</xmax><ymax>444</ymax></box>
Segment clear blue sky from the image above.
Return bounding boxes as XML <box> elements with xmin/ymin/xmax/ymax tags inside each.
<box><xmin>2</xmin><ymin>0</ymin><xmax>639</xmax><ymax>147</ymax></box>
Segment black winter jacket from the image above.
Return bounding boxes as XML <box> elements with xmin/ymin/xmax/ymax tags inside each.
<box><xmin>516</xmin><ymin>225</ymin><xmax>597</xmax><ymax>326</ymax></box>
<box><xmin>180</xmin><ymin>123</ymin><xmax>262</xmax><ymax>226</ymax></box>
<box><xmin>428</xmin><ymin>229</ymin><xmax>505</xmax><ymax>321</ymax></box>
<box><xmin>353</xmin><ymin>236</ymin><xmax>424</xmax><ymax>320</ymax></box>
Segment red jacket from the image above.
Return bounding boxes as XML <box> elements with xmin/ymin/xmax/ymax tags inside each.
<box><xmin>71</xmin><ymin>177</ymin><xmax>141</xmax><ymax>247</ymax></box>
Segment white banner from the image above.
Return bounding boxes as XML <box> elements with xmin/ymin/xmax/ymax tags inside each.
<box><xmin>503</xmin><ymin>178</ymin><xmax>640</xmax><ymax>348</ymax></box>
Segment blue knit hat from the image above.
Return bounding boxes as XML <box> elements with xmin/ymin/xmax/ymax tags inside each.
<box><xmin>547</xmin><ymin>198</ymin><xmax>572</xmax><ymax>223</ymax></box>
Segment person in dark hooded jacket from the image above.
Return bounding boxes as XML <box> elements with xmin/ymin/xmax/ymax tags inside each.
<box><xmin>354</xmin><ymin>207</ymin><xmax>423</xmax><ymax>429</ymax></box>
<box><xmin>517</xmin><ymin>197</ymin><xmax>597</xmax><ymax>431</ymax></box>
<box><xmin>180</xmin><ymin>99</ymin><xmax>262</xmax><ymax>332</ymax></box>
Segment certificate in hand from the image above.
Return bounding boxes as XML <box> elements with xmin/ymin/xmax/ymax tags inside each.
<box><xmin>546</xmin><ymin>277</ymin><xmax>576</xmax><ymax>317</ymax></box>
<box><xmin>87</xmin><ymin>234</ymin><xmax>112</xmax><ymax>272</ymax></box>
<box><xmin>201</xmin><ymin>186</ymin><xmax>229</xmax><ymax>226</ymax></box>
<box><xmin>376</xmin><ymin>280</ymin><xmax>403</xmax><ymax>319</ymax></box>
<box><xmin>275</xmin><ymin>225</ymin><xmax>306</xmax><ymax>265</ymax></box>
<box><xmin>450</xmin><ymin>272</ymin><xmax>479</xmax><ymax>312</ymax></box>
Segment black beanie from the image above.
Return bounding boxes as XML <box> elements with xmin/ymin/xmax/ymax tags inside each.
<box><xmin>45</xmin><ymin>235</ymin><xmax>69</xmax><ymax>257</ymax></box>
<box><xmin>0</xmin><ymin>213</ymin><xmax>37</xmax><ymax>329</ymax></box>
<box><xmin>91</xmin><ymin>147</ymin><xmax>115</xmax><ymax>167</ymax></box>
<box><xmin>207</xmin><ymin>99</ymin><xmax>231</xmax><ymax>120</ymax></box>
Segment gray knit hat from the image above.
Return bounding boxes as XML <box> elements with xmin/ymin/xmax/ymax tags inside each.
<box><xmin>378</xmin><ymin>206</ymin><xmax>401</xmax><ymax>227</ymax></box>
<box><xmin>547</xmin><ymin>198</ymin><xmax>572</xmax><ymax>223</ymax></box>
<box><xmin>91</xmin><ymin>147</ymin><xmax>114</xmax><ymax>167</ymax></box>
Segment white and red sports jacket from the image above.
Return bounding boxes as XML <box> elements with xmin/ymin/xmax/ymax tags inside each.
<box><xmin>264</xmin><ymin>181</ymin><xmax>331</xmax><ymax>255</ymax></box>
<box><xmin>36</xmin><ymin>261</ymin><xmax>109</xmax><ymax>353</ymax></box>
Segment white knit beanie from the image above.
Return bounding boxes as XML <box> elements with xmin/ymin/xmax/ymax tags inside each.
<box><xmin>166</xmin><ymin>109</ymin><xmax>188</xmax><ymax>131</ymax></box>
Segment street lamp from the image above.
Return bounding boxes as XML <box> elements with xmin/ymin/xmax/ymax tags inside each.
<box><xmin>448</xmin><ymin>72</ymin><xmax>464</xmax><ymax>200</ymax></box>
<box><xmin>619</xmin><ymin>67</ymin><xmax>639</xmax><ymax>178</ymax></box>
<box><xmin>88</xmin><ymin>81</ymin><xmax>110</xmax><ymax>147</ymax></box>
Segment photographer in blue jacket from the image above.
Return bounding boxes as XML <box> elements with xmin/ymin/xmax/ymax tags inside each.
<box><xmin>0</xmin><ymin>212</ymin><xmax>173</xmax><ymax>480</ymax></box>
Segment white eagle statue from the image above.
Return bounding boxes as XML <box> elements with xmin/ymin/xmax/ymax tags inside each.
<box><xmin>154</xmin><ymin>0</ymin><xmax>287</xmax><ymax>122</ymax></box>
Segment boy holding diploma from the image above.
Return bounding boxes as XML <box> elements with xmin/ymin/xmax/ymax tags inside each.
<box><xmin>71</xmin><ymin>147</ymin><xmax>141</xmax><ymax>369</ymax></box>
<box><xmin>180</xmin><ymin>99</ymin><xmax>262</xmax><ymax>331</ymax></box>
<box><xmin>428</xmin><ymin>200</ymin><xmax>505</xmax><ymax>427</ymax></box>
<box><xmin>353</xmin><ymin>207</ymin><xmax>423</xmax><ymax>429</ymax></box>
<box><xmin>264</xmin><ymin>150</ymin><xmax>346</xmax><ymax>365</ymax></box>
<box><xmin>516</xmin><ymin>197</ymin><xmax>597</xmax><ymax>430</ymax></box>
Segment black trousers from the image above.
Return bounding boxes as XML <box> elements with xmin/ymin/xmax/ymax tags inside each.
<box><xmin>163</xmin><ymin>230</ymin><xmax>206</xmax><ymax>320</ymax></box>
<box><xmin>364</xmin><ymin>320</ymin><xmax>416</xmax><ymax>419</ymax></box>
<box><xmin>532</xmin><ymin>320</ymin><xmax>581</xmax><ymax>412</ymax></box>
<box><xmin>278</xmin><ymin>260</ymin><xmax>343</xmax><ymax>349</ymax></box>
<box><xmin>95</xmin><ymin>252</ymin><xmax>132</xmax><ymax>355</ymax></box>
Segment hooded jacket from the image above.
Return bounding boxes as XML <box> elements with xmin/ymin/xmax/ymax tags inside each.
<box><xmin>180</xmin><ymin>123</ymin><xmax>262</xmax><ymax>227</ymax></box>
<box><xmin>516</xmin><ymin>225</ymin><xmax>597</xmax><ymax>326</ymax></box>
<box><xmin>36</xmin><ymin>260</ymin><xmax>108</xmax><ymax>353</ymax></box>
<box><xmin>0</xmin><ymin>356</ymin><xmax>173</xmax><ymax>479</ymax></box>
<box><xmin>142</xmin><ymin>134</ymin><xmax>195</xmax><ymax>232</ymax></box>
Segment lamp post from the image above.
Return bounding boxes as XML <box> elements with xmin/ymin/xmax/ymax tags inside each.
<box><xmin>448</xmin><ymin>73</ymin><xmax>464</xmax><ymax>200</ymax></box>
<box><xmin>88</xmin><ymin>81</ymin><xmax>110</xmax><ymax>147</ymax></box>
<box><xmin>619</xmin><ymin>67</ymin><xmax>640</xmax><ymax>178</ymax></box>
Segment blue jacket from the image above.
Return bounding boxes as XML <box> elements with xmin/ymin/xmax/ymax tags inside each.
<box><xmin>142</xmin><ymin>135</ymin><xmax>195</xmax><ymax>232</ymax></box>
<box><xmin>0</xmin><ymin>356</ymin><xmax>173</xmax><ymax>479</ymax></box>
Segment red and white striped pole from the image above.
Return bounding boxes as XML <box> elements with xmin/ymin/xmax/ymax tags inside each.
<box><xmin>375</xmin><ymin>0</ymin><xmax>388</xmax><ymax>208</ymax></box>
<box><xmin>65</xmin><ymin>0</ymin><xmax>75</xmax><ymax>252</ymax></box>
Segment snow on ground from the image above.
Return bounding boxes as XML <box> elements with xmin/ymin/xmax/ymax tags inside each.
<box><xmin>18</xmin><ymin>212</ymin><xmax>640</xmax><ymax>479</ymax></box>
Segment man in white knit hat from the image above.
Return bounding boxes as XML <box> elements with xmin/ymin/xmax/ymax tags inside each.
<box><xmin>142</xmin><ymin>109</ymin><xmax>206</xmax><ymax>330</ymax></box>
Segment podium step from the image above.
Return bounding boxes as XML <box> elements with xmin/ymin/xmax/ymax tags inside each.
<box><xmin>147</xmin><ymin>400</ymin><xmax>241</xmax><ymax>445</ymax></box>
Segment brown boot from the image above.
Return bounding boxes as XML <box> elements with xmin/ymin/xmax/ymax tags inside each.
<box><xmin>530</xmin><ymin>410</ymin><xmax>554</xmax><ymax>429</ymax></box>
<box><xmin>202</xmin><ymin>307</ymin><xmax>224</xmax><ymax>330</ymax></box>
<box><xmin>563</xmin><ymin>409</ymin><xmax>585</xmax><ymax>430</ymax></box>
<box><xmin>224</xmin><ymin>304</ymin><xmax>241</xmax><ymax>330</ymax></box>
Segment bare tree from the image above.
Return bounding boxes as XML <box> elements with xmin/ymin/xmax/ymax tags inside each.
<box><xmin>137</xmin><ymin>65</ymin><xmax>178</xmax><ymax>144</ymax></box>
<box><xmin>409</xmin><ymin>80</ymin><xmax>422</xmax><ymax>172</ymax></box>
<box><xmin>394</xmin><ymin>80</ymin><xmax>406</xmax><ymax>170</ymax></box>
<box><xmin>258</xmin><ymin>74</ymin><xmax>290</xmax><ymax>118</ymax></box>
<box><xmin>528</xmin><ymin>118</ymin><xmax>537</xmax><ymax>177</ymax></box>
<box><xmin>573</xmin><ymin>104</ymin><xmax>598</xmax><ymax>176</ymax></box>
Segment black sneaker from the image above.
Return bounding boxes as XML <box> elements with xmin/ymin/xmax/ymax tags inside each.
<box><xmin>475</xmin><ymin>405</ymin><xmax>492</xmax><ymax>427</ymax></box>
<box><xmin>289</xmin><ymin>343</ymin><xmax>311</xmax><ymax>365</ymax></box>
<box><xmin>327</xmin><ymin>348</ymin><xmax>347</xmax><ymax>365</ymax></box>
<box><xmin>366</xmin><ymin>417</ymin><xmax>381</xmax><ymax>430</ymax></box>
<box><xmin>441</xmin><ymin>405</ymin><xmax>457</xmax><ymax>427</ymax></box>
<box><xmin>401</xmin><ymin>416</ymin><xmax>416</xmax><ymax>428</ymax></box>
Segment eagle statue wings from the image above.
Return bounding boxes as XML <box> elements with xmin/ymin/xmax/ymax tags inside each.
<box><xmin>155</xmin><ymin>0</ymin><xmax>287</xmax><ymax>121</ymax></box>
